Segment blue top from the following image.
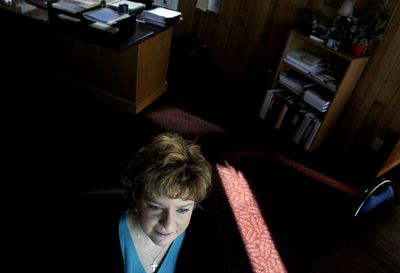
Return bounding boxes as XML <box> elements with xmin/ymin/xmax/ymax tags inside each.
<box><xmin>119</xmin><ymin>209</ymin><xmax>185</xmax><ymax>273</ymax></box>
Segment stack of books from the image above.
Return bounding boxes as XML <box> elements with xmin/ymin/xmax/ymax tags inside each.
<box><xmin>278</xmin><ymin>70</ymin><xmax>316</xmax><ymax>94</ymax></box>
<box><xmin>303</xmin><ymin>90</ymin><xmax>331</xmax><ymax>112</ymax></box>
<box><xmin>310</xmin><ymin>69</ymin><xmax>339</xmax><ymax>92</ymax></box>
<box><xmin>142</xmin><ymin>7</ymin><xmax>182</xmax><ymax>27</ymax></box>
<box><xmin>293</xmin><ymin>111</ymin><xmax>318</xmax><ymax>144</ymax></box>
<box><xmin>284</xmin><ymin>48</ymin><xmax>327</xmax><ymax>74</ymax></box>
<box><xmin>259</xmin><ymin>89</ymin><xmax>289</xmax><ymax>120</ymax></box>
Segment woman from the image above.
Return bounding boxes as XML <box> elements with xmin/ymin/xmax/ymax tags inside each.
<box><xmin>67</xmin><ymin>133</ymin><xmax>231</xmax><ymax>273</ymax></box>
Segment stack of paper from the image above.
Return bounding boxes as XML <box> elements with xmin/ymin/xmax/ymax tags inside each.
<box><xmin>278</xmin><ymin>71</ymin><xmax>315</xmax><ymax>94</ymax></box>
<box><xmin>142</xmin><ymin>7</ymin><xmax>182</xmax><ymax>27</ymax></box>
<box><xmin>303</xmin><ymin>90</ymin><xmax>331</xmax><ymax>112</ymax></box>
<box><xmin>83</xmin><ymin>7</ymin><xmax>130</xmax><ymax>24</ymax></box>
<box><xmin>310</xmin><ymin>69</ymin><xmax>339</xmax><ymax>92</ymax></box>
<box><xmin>284</xmin><ymin>48</ymin><xmax>327</xmax><ymax>74</ymax></box>
<box><xmin>52</xmin><ymin>0</ymin><xmax>101</xmax><ymax>13</ymax></box>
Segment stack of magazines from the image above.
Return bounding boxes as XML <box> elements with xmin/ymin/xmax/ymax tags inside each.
<box><xmin>310</xmin><ymin>69</ymin><xmax>339</xmax><ymax>92</ymax></box>
<box><xmin>303</xmin><ymin>90</ymin><xmax>331</xmax><ymax>112</ymax></box>
<box><xmin>142</xmin><ymin>7</ymin><xmax>182</xmax><ymax>27</ymax></box>
<box><xmin>278</xmin><ymin>70</ymin><xmax>316</xmax><ymax>94</ymax></box>
<box><xmin>284</xmin><ymin>48</ymin><xmax>328</xmax><ymax>74</ymax></box>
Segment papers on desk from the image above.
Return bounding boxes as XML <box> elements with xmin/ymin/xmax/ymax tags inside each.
<box><xmin>142</xmin><ymin>7</ymin><xmax>181</xmax><ymax>27</ymax></box>
<box><xmin>17</xmin><ymin>1</ymin><xmax>37</xmax><ymax>14</ymax></box>
<box><xmin>107</xmin><ymin>0</ymin><xmax>145</xmax><ymax>14</ymax></box>
<box><xmin>83</xmin><ymin>7</ymin><xmax>129</xmax><ymax>24</ymax></box>
<box><xmin>52</xmin><ymin>0</ymin><xmax>101</xmax><ymax>13</ymax></box>
<box><xmin>89</xmin><ymin>21</ymin><xmax>119</xmax><ymax>33</ymax></box>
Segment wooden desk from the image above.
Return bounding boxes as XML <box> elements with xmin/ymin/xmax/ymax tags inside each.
<box><xmin>312</xmin><ymin>205</ymin><xmax>400</xmax><ymax>272</ymax></box>
<box><xmin>0</xmin><ymin>1</ymin><xmax>173</xmax><ymax>113</ymax></box>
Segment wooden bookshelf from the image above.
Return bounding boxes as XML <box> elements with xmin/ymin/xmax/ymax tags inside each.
<box><xmin>269</xmin><ymin>29</ymin><xmax>370</xmax><ymax>151</ymax></box>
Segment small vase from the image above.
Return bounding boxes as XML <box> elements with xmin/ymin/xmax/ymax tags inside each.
<box><xmin>351</xmin><ymin>43</ymin><xmax>368</xmax><ymax>58</ymax></box>
<box><xmin>326</xmin><ymin>38</ymin><xmax>341</xmax><ymax>51</ymax></box>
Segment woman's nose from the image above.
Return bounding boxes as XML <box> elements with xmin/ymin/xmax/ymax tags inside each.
<box><xmin>159</xmin><ymin>211</ymin><xmax>175</xmax><ymax>230</ymax></box>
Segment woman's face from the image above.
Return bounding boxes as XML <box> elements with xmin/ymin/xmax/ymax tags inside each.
<box><xmin>136</xmin><ymin>193</ymin><xmax>195</xmax><ymax>247</ymax></box>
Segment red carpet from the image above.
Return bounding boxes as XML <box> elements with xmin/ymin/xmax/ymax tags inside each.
<box><xmin>217</xmin><ymin>163</ymin><xmax>287</xmax><ymax>273</ymax></box>
<box><xmin>144</xmin><ymin>104</ymin><xmax>226</xmax><ymax>135</ymax></box>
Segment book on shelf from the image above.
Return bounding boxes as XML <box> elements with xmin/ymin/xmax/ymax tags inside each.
<box><xmin>267</xmin><ymin>92</ymin><xmax>293</xmax><ymax>123</ymax></box>
<box><xmin>303</xmin><ymin>89</ymin><xmax>331</xmax><ymax>112</ymax></box>
<box><xmin>299</xmin><ymin>117</ymin><xmax>317</xmax><ymax>148</ymax></box>
<box><xmin>83</xmin><ymin>7</ymin><xmax>130</xmax><ymax>24</ymax></box>
<box><xmin>278</xmin><ymin>70</ymin><xmax>316</xmax><ymax>93</ymax></box>
<box><xmin>310</xmin><ymin>69</ymin><xmax>339</xmax><ymax>92</ymax></box>
<box><xmin>293</xmin><ymin>111</ymin><xmax>318</xmax><ymax>144</ymax></box>
<box><xmin>274</xmin><ymin>96</ymin><xmax>300</xmax><ymax>130</ymax></box>
<box><xmin>284</xmin><ymin>57</ymin><xmax>328</xmax><ymax>74</ymax></box>
<box><xmin>284</xmin><ymin>100</ymin><xmax>309</xmax><ymax>137</ymax></box>
<box><xmin>303</xmin><ymin>119</ymin><xmax>322</xmax><ymax>150</ymax></box>
<box><xmin>285</xmin><ymin>48</ymin><xmax>327</xmax><ymax>73</ymax></box>
<box><xmin>303</xmin><ymin>98</ymin><xmax>329</xmax><ymax>112</ymax></box>
<box><xmin>259</xmin><ymin>88</ymin><xmax>286</xmax><ymax>119</ymax></box>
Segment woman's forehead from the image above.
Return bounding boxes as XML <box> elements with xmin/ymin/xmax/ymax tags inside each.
<box><xmin>142</xmin><ymin>192</ymin><xmax>194</xmax><ymax>207</ymax></box>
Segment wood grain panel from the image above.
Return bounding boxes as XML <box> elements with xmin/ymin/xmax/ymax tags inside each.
<box><xmin>173</xmin><ymin>0</ymin><xmax>196</xmax><ymax>37</ymax></box>
<box><xmin>337</xmin><ymin>0</ymin><xmax>400</xmax><ymax>152</ymax></box>
<box><xmin>136</xmin><ymin>28</ymin><xmax>172</xmax><ymax>112</ymax></box>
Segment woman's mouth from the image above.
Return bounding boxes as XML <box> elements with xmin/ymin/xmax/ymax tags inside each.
<box><xmin>155</xmin><ymin>230</ymin><xmax>173</xmax><ymax>238</ymax></box>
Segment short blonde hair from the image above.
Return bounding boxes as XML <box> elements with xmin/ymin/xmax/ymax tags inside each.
<box><xmin>122</xmin><ymin>133</ymin><xmax>212</xmax><ymax>203</ymax></box>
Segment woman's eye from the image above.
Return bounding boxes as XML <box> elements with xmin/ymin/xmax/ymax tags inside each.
<box><xmin>177</xmin><ymin>208</ymin><xmax>189</xmax><ymax>214</ymax></box>
<box><xmin>148</xmin><ymin>204</ymin><xmax>161</xmax><ymax>211</ymax></box>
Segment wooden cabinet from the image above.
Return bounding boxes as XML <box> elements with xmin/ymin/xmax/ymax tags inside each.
<box><xmin>1</xmin><ymin>3</ymin><xmax>174</xmax><ymax>114</ymax></box>
<box><xmin>268</xmin><ymin>29</ymin><xmax>370</xmax><ymax>151</ymax></box>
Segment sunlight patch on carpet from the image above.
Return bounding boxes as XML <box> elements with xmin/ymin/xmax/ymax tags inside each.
<box><xmin>144</xmin><ymin>105</ymin><xmax>225</xmax><ymax>135</ymax></box>
<box><xmin>217</xmin><ymin>163</ymin><xmax>287</xmax><ymax>273</ymax></box>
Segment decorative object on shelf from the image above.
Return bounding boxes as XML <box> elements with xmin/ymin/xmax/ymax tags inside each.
<box><xmin>326</xmin><ymin>37</ymin><xmax>341</xmax><ymax>50</ymax></box>
<box><xmin>325</xmin><ymin>25</ymin><xmax>344</xmax><ymax>50</ymax></box>
<box><xmin>351</xmin><ymin>43</ymin><xmax>368</xmax><ymax>58</ymax></box>
<box><xmin>323</xmin><ymin>0</ymin><xmax>356</xmax><ymax>52</ymax></box>
<box><xmin>301</xmin><ymin>8</ymin><xmax>328</xmax><ymax>42</ymax></box>
<box><xmin>324</xmin><ymin>14</ymin><xmax>353</xmax><ymax>51</ymax></box>
<box><xmin>348</xmin><ymin>0</ymin><xmax>390</xmax><ymax>56</ymax></box>
<box><xmin>337</xmin><ymin>0</ymin><xmax>354</xmax><ymax>17</ymax></box>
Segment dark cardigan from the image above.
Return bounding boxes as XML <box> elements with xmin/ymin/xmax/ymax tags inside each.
<box><xmin>61</xmin><ymin>190</ymin><xmax>232</xmax><ymax>273</ymax></box>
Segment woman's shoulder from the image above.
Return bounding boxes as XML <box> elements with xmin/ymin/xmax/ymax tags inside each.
<box><xmin>176</xmin><ymin>205</ymin><xmax>232</xmax><ymax>273</ymax></box>
<box><xmin>61</xmin><ymin>189</ymin><xmax>128</xmax><ymax>273</ymax></box>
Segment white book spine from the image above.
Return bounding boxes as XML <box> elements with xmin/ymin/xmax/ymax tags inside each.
<box><xmin>304</xmin><ymin>119</ymin><xmax>322</xmax><ymax>150</ymax></box>
<box><xmin>259</xmin><ymin>91</ymin><xmax>273</xmax><ymax>119</ymax></box>
<box><xmin>259</xmin><ymin>89</ymin><xmax>285</xmax><ymax>119</ymax></box>
<box><xmin>293</xmin><ymin>112</ymin><xmax>316</xmax><ymax>144</ymax></box>
<box><xmin>274</xmin><ymin>104</ymin><xmax>289</xmax><ymax>129</ymax></box>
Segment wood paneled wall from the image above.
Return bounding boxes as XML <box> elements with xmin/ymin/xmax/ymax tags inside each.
<box><xmin>177</xmin><ymin>0</ymin><xmax>399</xmax><ymax>168</ymax></box>
<box><xmin>191</xmin><ymin>0</ymin><xmax>309</xmax><ymax>78</ymax></box>
<box><xmin>336</xmin><ymin>0</ymin><xmax>400</xmax><ymax>156</ymax></box>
